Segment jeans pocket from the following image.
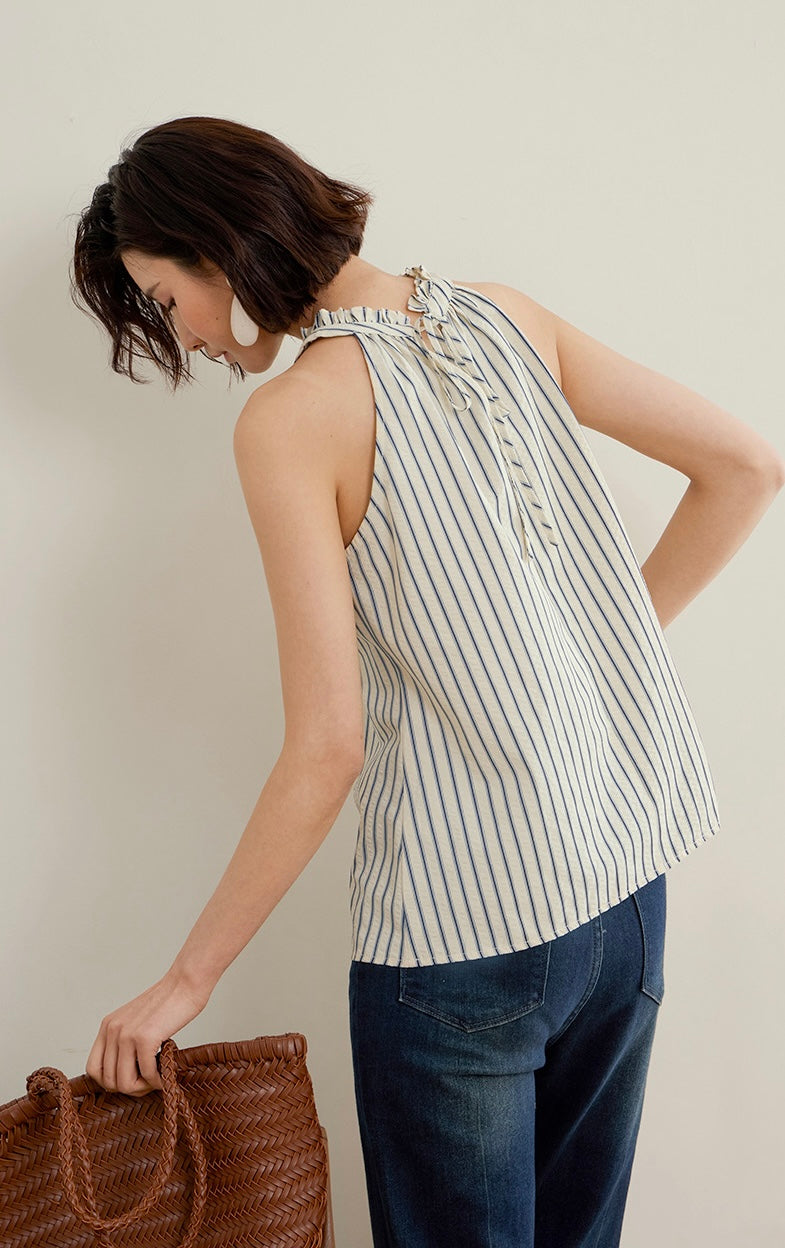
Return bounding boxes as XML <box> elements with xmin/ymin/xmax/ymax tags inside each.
<box><xmin>632</xmin><ymin>873</ymin><xmax>667</xmax><ymax>1004</ymax></box>
<box><xmin>398</xmin><ymin>943</ymin><xmax>551</xmax><ymax>1032</ymax></box>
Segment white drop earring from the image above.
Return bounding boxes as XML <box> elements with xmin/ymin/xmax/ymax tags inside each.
<box><xmin>225</xmin><ymin>275</ymin><xmax>259</xmax><ymax>347</ymax></box>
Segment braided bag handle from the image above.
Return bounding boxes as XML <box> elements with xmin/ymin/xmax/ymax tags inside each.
<box><xmin>25</xmin><ymin>1037</ymin><xmax>207</xmax><ymax>1248</ymax></box>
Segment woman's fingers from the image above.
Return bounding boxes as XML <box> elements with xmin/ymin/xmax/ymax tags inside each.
<box><xmin>85</xmin><ymin>972</ymin><xmax>208</xmax><ymax>1096</ymax></box>
<box><xmin>134</xmin><ymin>1037</ymin><xmax>164</xmax><ymax>1092</ymax></box>
<box><xmin>85</xmin><ymin>1029</ymin><xmax>108</xmax><ymax>1088</ymax></box>
<box><xmin>116</xmin><ymin>1036</ymin><xmax>151</xmax><ymax>1096</ymax></box>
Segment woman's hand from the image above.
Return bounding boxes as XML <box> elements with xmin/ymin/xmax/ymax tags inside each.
<box><xmin>85</xmin><ymin>971</ymin><xmax>210</xmax><ymax>1097</ymax></box>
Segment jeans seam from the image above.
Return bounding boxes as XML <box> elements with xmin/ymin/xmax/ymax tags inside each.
<box><xmin>546</xmin><ymin>916</ymin><xmax>604</xmax><ymax>1047</ymax></box>
<box><xmin>396</xmin><ymin>997</ymin><xmax>545</xmax><ymax>1031</ymax></box>
<box><xmin>398</xmin><ymin>946</ymin><xmax>551</xmax><ymax>1032</ymax></box>
<box><xmin>632</xmin><ymin>880</ymin><xmax>666</xmax><ymax>1004</ymax></box>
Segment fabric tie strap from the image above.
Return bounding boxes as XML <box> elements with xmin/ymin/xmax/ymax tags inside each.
<box><xmin>404</xmin><ymin>264</ymin><xmax>562</xmax><ymax>563</ymax></box>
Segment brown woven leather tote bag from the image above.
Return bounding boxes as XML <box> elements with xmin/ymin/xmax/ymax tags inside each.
<box><xmin>0</xmin><ymin>1032</ymin><xmax>335</xmax><ymax>1247</ymax></box>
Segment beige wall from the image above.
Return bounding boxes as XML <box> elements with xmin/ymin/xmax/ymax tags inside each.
<box><xmin>1</xmin><ymin>2</ymin><xmax>783</xmax><ymax>1244</ymax></box>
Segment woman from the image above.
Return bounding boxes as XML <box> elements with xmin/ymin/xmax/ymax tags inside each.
<box><xmin>71</xmin><ymin>115</ymin><xmax>784</xmax><ymax>1247</ymax></box>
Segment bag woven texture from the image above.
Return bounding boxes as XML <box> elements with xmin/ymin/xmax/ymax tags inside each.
<box><xmin>0</xmin><ymin>1032</ymin><xmax>334</xmax><ymax>1247</ymax></box>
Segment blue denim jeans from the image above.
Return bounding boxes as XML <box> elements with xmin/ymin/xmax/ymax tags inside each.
<box><xmin>349</xmin><ymin>873</ymin><xmax>667</xmax><ymax>1248</ymax></box>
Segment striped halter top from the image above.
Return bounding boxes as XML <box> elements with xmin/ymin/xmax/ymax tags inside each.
<box><xmin>296</xmin><ymin>263</ymin><xmax>721</xmax><ymax>967</ymax></box>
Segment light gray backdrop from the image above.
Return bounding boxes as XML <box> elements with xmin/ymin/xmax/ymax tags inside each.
<box><xmin>2</xmin><ymin>3</ymin><xmax>783</xmax><ymax>1245</ymax></box>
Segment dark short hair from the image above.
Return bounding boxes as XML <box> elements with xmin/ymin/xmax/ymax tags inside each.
<box><xmin>70</xmin><ymin>115</ymin><xmax>375</xmax><ymax>390</ymax></box>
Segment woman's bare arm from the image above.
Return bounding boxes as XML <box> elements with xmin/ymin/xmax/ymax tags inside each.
<box><xmin>550</xmin><ymin>306</ymin><xmax>785</xmax><ymax>628</ymax></box>
<box><xmin>551</xmin><ymin>309</ymin><xmax>784</xmax><ymax>480</ymax></box>
<box><xmin>168</xmin><ymin>375</ymin><xmax>366</xmax><ymax>997</ymax></box>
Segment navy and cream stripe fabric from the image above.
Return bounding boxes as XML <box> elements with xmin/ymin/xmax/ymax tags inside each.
<box><xmin>296</xmin><ymin>263</ymin><xmax>721</xmax><ymax>967</ymax></box>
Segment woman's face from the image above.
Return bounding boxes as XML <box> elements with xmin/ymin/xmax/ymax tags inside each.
<box><xmin>121</xmin><ymin>250</ymin><xmax>292</xmax><ymax>375</ymax></box>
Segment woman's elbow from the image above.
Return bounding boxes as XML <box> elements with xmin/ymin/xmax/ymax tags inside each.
<box><xmin>282</xmin><ymin>732</ymin><xmax>364</xmax><ymax>791</ymax></box>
